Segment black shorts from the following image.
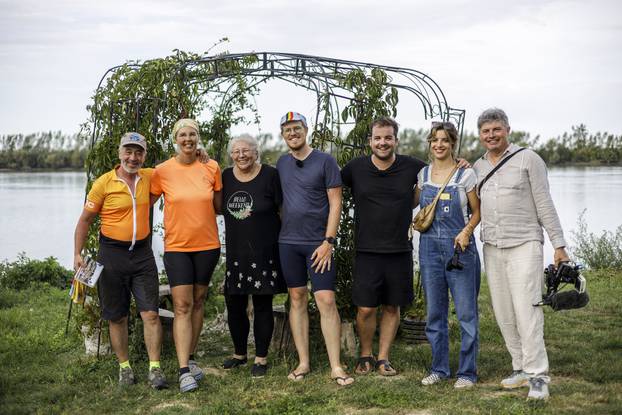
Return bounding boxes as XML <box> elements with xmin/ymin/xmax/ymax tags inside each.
<box><xmin>97</xmin><ymin>235</ymin><xmax>159</xmax><ymax>321</ymax></box>
<box><xmin>352</xmin><ymin>251</ymin><xmax>414</xmax><ymax>307</ymax></box>
<box><xmin>164</xmin><ymin>249</ymin><xmax>221</xmax><ymax>287</ymax></box>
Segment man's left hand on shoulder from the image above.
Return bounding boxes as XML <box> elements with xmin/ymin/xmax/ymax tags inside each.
<box><xmin>456</xmin><ymin>158</ymin><xmax>471</xmax><ymax>169</ymax></box>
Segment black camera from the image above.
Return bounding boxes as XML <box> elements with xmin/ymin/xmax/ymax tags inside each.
<box><xmin>534</xmin><ymin>261</ymin><xmax>589</xmax><ymax>311</ymax></box>
<box><xmin>446</xmin><ymin>247</ymin><xmax>464</xmax><ymax>271</ymax></box>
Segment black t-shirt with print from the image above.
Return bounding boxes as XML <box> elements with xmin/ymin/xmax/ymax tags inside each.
<box><xmin>341</xmin><ymin>154</ymin><xmax>427</xmax><ymax>253</ymax></box>
<box><xmin>222</xmin><ymin>164</ymin><xmax>286</xmax><ymax>295</ymax></box>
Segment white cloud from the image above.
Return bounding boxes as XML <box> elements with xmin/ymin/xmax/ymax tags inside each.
<box><xmin>0</xmin><ymin>0</ymin><xmax>620</xmax><ymax>138</ymax></box>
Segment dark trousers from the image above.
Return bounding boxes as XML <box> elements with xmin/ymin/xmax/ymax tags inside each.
<box><xmin>225</xmin><ymin>294</ymin><xmax>274</xmax><ymax>358</ymax></box>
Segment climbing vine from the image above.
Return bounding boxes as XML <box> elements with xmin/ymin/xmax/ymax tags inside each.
<box><xmin>81</xmin><ymin>48</ymin><xmax>401</xmax><ymax>326</ymax></box>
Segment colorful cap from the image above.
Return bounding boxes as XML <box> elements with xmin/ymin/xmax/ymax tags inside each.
<box><xmin>280</xmin><ymin>112</ymin><xmax>307</xmax><ymax>128</ymax></box>
<box><xmin>120</xmin><ymin>132</ymin><xmax>147</xmax><ymax>150</ymax></box>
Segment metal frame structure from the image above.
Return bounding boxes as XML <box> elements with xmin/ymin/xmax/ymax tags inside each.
<box><xmin>90</xmin><ymin>52</ymin><xmax>465</xmax><ymax>152</ymax></box>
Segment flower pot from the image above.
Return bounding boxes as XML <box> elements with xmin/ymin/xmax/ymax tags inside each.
<box><xmin>400</xmin><ymin>317</ymin><xmax>428</xmax><ymax>344</ymax></box>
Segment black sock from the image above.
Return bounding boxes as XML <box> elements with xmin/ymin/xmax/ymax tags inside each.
<box><xmin>179</xmin><ymin>367</ymin><xmax>190</xmax><ymax>376</ymax></box>
<box><xmin>189</xmin><ymin>354</ymin><xmax>195</xmax><ymax>361</ymax></box>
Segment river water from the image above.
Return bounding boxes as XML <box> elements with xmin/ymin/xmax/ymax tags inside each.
<box><xmin>0</xmin><ymin>167</ymin><xmax>620</xmax><ymax>270</ymax></box>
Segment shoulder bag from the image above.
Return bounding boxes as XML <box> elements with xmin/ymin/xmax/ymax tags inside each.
<box><xmin>411</xmin><ymin>164</ymin><xmax>459</xmax><ymax>233</ymax></box>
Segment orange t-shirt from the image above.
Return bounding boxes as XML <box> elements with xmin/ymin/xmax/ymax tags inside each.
<box><xmin>85</xmin><ymin>167</ymin><xmax>153</xmax><ymax>243</ymax></box>
<box><xmin>150</xmin><ymin>158</ymin><xmax>222</xmax><ymax>251</ymax></box>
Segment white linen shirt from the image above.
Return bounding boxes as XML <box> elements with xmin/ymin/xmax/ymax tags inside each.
<box><xmin>473</xmin><ymin>143</ymin><xmax>567</xmax><ymax>249</ymax></box>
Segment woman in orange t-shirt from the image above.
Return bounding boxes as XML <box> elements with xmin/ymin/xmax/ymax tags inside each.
<box><xmin>150</xmin><ymin>118</ymin><xmax>222</xmax><ymax>393</ymax></box>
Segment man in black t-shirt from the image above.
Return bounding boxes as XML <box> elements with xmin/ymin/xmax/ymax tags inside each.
<box><xmin>341</xmin><ymin>117</ymin><xmax>426</xmax><ymax>376</ymax></box>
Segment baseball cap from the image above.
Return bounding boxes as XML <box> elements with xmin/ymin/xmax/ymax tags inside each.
<box><xmin>120</xmin><ymin>132</ymin><xmax>147</xmax><ymax>150</ymax></box>
<box><xmin>280</xmin><ymin>112</ymin><xmax>307</xmax><ymax>128</ymax></box>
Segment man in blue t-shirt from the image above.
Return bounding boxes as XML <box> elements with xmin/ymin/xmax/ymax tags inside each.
<box><xmin>276</xmin><ymin>111</ymin><xmax>353</xmax><ymax>386</ymax></box>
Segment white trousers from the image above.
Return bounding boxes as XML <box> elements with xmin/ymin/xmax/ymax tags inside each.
<box><xmin>483</xmin><ymin>241</ymin><xmax>549</xmax><ymax>380</ymax></box>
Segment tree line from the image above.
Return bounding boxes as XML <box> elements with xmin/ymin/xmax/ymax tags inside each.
<box><xmin>0</xmin><ymin>131</ymin><xmax>87</xmax><ymax>170</ymax></box>
<box><xmin>399</xmin><ymin>124</ymin><xmax>622</xmax><ymax>165</ymax></box>
<box><xmin>1</xmin><ymin>125</ymin><xmax>620</xmax><ymax>170</ymax></box>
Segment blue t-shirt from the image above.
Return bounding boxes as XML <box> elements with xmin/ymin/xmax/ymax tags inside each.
<box><xmin>276</xmin><ymin>149</ymin><xmax>342</xmax><ymax>245</ymax></box>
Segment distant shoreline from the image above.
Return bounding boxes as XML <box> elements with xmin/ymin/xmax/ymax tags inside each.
<box><xmin>0</xmin><ymin>168</ymin><xmax>85</xmax><ymax>173</ymax></box>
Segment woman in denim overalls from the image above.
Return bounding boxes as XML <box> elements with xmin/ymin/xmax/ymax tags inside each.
<box><xmin>415</xmin><ymin>122</ymin><xmax>481</xmax><ymax>389</ymax></box>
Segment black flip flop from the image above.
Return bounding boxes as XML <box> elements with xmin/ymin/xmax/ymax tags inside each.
<box><xmin>288</xmin><ymin>370</ymin><xmax>310</xmax><ymax>381</ymax></box>
<box><xmin>332</xmin><ymin>375</ymin><xmax>354</xmax><ymax>386</ymax></box>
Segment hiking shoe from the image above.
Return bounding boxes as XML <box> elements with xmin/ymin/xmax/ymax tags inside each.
<box><xmin>501</xmin><ymin>370</ymin><xmax>530</xmax><ymax>389</ymax></box>
<box><xmin>179</xmin><ymin>372</ymin><xmax>198</xmax><ymax>393</ymax></box>
<box><xmin>421</xmin><ymin>373</ymin><xmax>442</xmax><ymax>385</ymax></box>
<box><xmin>223</xmin><ymin>356</ymin><xmax>248</xmax><ymax>369</ymax></box>
<box><xmin>527</xmin><ymin>377</ymin><xmax>549</xmax><ymax>400</ymax></box>
<box><xmin>251</xmin><ymin>363</ymin><xmax>268</xmax><ymax>378</ymax></box>
<box><xmin>188</xmin><ymin>359</ymin><xmax>204</xmax><ymax>381</ymax></box>
<box><xmin>148</xmin><ymin>367</ymin><xmax>168</xmax><ymax>390</ymax></box>
<box><xmin>118</xmin><ymin>367</ymin><xmax>136</xmax><ymax>386</ymax></box>
<box><xmin>454</xmin><ymin>377</ymin><xmax>475</xmax><ymax>389</ymax></box>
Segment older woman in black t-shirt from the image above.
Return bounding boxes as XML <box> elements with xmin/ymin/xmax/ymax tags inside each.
<box><xmin>221</xmin><ymin>134</ymin><xmax>286</xmax><ymax>378</ymax></box>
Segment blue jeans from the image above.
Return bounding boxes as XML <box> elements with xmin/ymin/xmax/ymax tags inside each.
<box><xmin>419</xmin><ymin>236</ymin><xmax>480</xmax><ymax>381</ymax></box>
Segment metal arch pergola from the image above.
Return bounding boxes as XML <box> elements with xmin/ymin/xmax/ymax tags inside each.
<box><xmin>90</xmin><ymin>51</ymin><xmax>465</xmax><ymax>152</ymax></box>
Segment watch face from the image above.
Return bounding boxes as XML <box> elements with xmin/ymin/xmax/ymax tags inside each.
<box><xmin>325</xmin><ymin>237</ymin><xmax>335</xmax><ymax>244</ymax></box>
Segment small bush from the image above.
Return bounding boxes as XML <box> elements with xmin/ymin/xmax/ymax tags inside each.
<box><xmin>571</xmin><ymin>211</ymin><xmax>622</xmax><ymax>270</ymax></box>
<box><xmin>0</xmin><ymin>253</ymin><xmax>72</xmax><ymax>290</ymax></box>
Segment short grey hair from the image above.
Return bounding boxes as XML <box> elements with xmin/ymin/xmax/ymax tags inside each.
<box><xmin>227</xmin><ymin>134</ymin><xmax>261</xmax><ymax>164</ymax></box>
<box><xmin>477</xmin><ymin>108</ymin><xmax>510</xmax><ymax>130</ymax></box>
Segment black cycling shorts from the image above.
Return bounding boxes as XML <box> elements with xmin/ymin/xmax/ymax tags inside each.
<box><xmin>163</xmin><ymin>248</ymin><xmax>221</xmax><ymax>287</ymax></box>
<box><xmin>97</xmin><ymin>235</ymin><xmax>159</xmax><ymax>321</ymax></box>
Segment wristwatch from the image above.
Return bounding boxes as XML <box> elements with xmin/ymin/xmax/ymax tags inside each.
<box><xmin>324</xmin><ymin>236</ymin><xmax>336</xmax><ymax>245</ymax></box>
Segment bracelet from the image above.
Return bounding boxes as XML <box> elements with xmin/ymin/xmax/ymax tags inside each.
<box><xmin>460</xmin><ymin>226</ymin><xmax>473</xmax><ymax>237</ymax></box>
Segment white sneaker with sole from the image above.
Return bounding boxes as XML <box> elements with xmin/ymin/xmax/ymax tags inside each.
<box><xmin>188</xmin><ymin>359</ymin><xmax>204</xmax><ymax>381</ymax></box>
<box><xmin>421</xmin><ymin>373</ymin><xmax>442</xmax><ymax>386</ymax></box>
<box><xmin>501</xmin><ymin>370</ymin><xmax>529</xmax><ymax>389</ymax></box>
<box><xmin>179</xmin><ymin>372</ymin><xmax>198</xmax><ymax>393</ymax></box>
<box><xmin>454</xmin><ymin>377</ymin><xmax>475</xmax><ymax>389</ymax></box>
<box><xmin>527</xmin><ymin>377</ymin><xmax>549</xmax><ymax>400</ymax></box>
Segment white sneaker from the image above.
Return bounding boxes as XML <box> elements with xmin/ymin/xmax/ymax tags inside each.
<box><xmin>188</xmin><ymin>359</ymin><xmax>204</xmax><ymax>381</ymax></box>
<box><xmin>179</xmin><ymin>372</ymin><xmax>198</xmax><ymax>393</ymax></box>
<box><xmin>501</xmin><ymin>370</ymin><xmax>529</xmax><ymax>389</ymax></box>
<box><xmin>454</xmin><ymin>377</ymin><xmax>475</xmax><ymax>389</ymax></box>
<box><xmin>527</xmin><ymin>377</ymin><xmax>549</xmax><ymax>400</ymax></box>
<box><xmin>421</xmin><ymin>373</ymin><xmax>442</xmax><ymax>385</ymax></box>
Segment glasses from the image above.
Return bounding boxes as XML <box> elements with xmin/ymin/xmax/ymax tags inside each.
<box><xmin>295</xmin><ymin>159</ymin><xmax>304</xmax><ymax>168</ymax></box>
<box><xmin>431</xmin><ymin>121</ymin><xmax>456</xmax><ymax>130</ymax></box>
<box><xmin>283</xmin><ymin>125</ymin><xmax>304</xmax><ymax>135</ymax></box>
<box><xmin>230</xmin><ymin>148</ymin><xmax>254</xmax><ymax>157</ymax></box>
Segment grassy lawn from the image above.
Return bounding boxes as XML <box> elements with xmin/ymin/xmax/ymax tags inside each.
<box><xmin>0</xmin><ymin>270</ymin><xmax>620</xmax><ymax>415</ymax></box>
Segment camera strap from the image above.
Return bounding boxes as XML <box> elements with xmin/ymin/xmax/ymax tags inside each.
<box><xmin>476</xmin><ymin>147</ymin><xmax>526</xmax><ymax>196</ymax></box>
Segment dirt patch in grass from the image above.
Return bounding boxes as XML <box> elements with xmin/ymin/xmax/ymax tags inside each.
<box><xmin>203</xmin><ymin>367</ymin><xmax>226</xmax><ymax>377</ymax></box>
<box><xmin>343</xmin><ymin>408</ymin><xmax>433</xmax><ymax>415</ymax></box>
<box><xmin>152</xmin><ymin>401</ymin><xmax>196</xmax><ymax>412</ymax></box>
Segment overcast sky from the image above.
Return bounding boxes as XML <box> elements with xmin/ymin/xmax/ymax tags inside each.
<box><xmin>1</xmin><ymin>0</ymin><xmax>621</xmax><ymax>141</ymax></box>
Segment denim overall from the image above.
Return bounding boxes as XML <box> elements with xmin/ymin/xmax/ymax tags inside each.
<box><xmin>418</xmin><ymin>167</ymin><xmax>481</xmax><ymax>381</ymax></box>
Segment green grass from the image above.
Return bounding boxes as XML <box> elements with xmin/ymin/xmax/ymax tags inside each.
<box><xmin>0</xmin><ymin>271</ymin><xmax>620</xmax><ymax>414</ymax></box>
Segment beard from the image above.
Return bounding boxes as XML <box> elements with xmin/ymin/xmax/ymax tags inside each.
<box><xmin>371</xmin><ymin>148</ymin><xmax>395</xmax><ymax>161</ymax></box>
<box><xmin>120</xmin><ymin>161</ymin><xmax>140</xmax><ymax>174</ymax></box>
